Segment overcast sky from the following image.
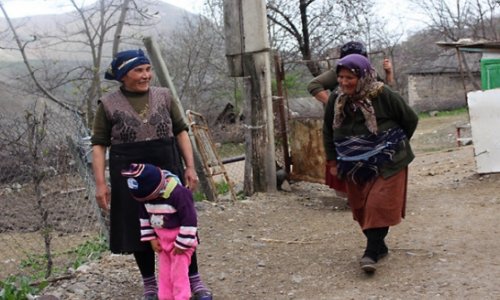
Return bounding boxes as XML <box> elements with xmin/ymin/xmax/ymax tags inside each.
<box><xmin>1</xmin><ymin>0</ymin><xmax>426</xmax><ymax>36</ymax></box>
<box><xmin>1</xmin><ymin>0</ymin><xmax>204</xmax><ymax>18</ymax></box>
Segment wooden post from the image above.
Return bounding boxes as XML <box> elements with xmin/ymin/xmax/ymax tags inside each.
<box><xmin>143</xmin><ymin>37</ymin><xmax>217</xmax><ymax>201</ymax></box>
<box><xmin>243</xmin><ymin>77</ymin><xmax>254</xmax><ymax>196</ymax></box>
<box><xmin>223</xmin><ymin>0</ymin><xmax>277</xmax><ymax>193</ymax></box>
<box><xmin>455</xmin><ymin>47</ymin><xmax>468</xmax><ymax>105</ymax></box>
<box><xmin>274</xmin><ymin>52</ymin><xmax>292</xmax><ymax>175</ymax></box>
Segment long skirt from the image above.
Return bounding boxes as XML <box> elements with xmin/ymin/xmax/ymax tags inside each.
<box><xmin>325</xmin><ymin>163</ymin><xmax>347</xmax><ymax>197</ymax></box>
<box><xmin>108</xmin><ymin>138</ymin><xmax>184</xmax><ymax>253</ymax></box>
<box><xmin>346</xmin><ymin>168</ymin><xmax>408</xmax><ymax>230</ymax></box>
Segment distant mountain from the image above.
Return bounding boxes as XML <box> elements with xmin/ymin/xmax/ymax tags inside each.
<box><xmin>0</xmin><ymin>1</ymin><xmax>198</xmax><ymax>62</ymax></box>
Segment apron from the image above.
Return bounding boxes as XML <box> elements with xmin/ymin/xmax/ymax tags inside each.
<box><xmin>108</xmin><ymin>138</ymin><xmax>184</xmax><ymax>253</ymax></box>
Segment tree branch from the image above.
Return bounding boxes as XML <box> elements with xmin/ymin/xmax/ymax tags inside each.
<box><xmin>0</xmin><ymin>3</ymin><xmax>82</xmax><ymax>115</ymax></box>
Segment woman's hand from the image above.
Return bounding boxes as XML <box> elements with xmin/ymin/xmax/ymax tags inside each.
<box><xmin>184</xmin><ymin>166</ymin><xmax>199</xmax><ymax>191</ymax></box>
<box><xmin>327</xmin><ymin>160</ymin><xmax>338</xmax><ymax>176</ymax></box>
<box><xmin>383</xmin><ymin>58</ymin><xmax>395</xmax><ymax>86</ymax></box>
<box><xmin>383</xmin><ymin>58</ymin><xmax>393</xmax><ymax>74</ymax></box>
<box><xmin>95</xmin><ymin>182</ymin><xmax>111</xmax><ymax>211</ymax></box>
<box><xmin>173</xmin><ymin>246</ymin><xmax>186</xmax><ymax>255</ymax></box>
<box><xmin>150</xmin><ymin>239</ymin><xmax>162</xmax><ymax>253</ymax></box>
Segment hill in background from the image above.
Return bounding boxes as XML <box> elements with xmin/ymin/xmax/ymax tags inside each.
<box><xmin>0</xmin><ymin>1</ymin><xmax>197</xmax><ymax>63</ymax></box>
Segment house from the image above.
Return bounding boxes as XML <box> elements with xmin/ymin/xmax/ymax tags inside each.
<box><xmin>436</xmin><ymin>40</ymin><xmax>500</xmax><ymax>174</ymax></box>
<box><xmin>407</xmin><ymin>48</ymin><xmax>481</xmax><ymax>112</ymax></box>
<box><xmin>436</xmin><ymin>40</ymin><xmax>500</xmax><ymax>89</ymax></box>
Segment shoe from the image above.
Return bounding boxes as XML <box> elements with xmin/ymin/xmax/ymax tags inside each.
<box><xmin>191</xmin><ymin>290</ymin><xmax>213</xmax><ymax>300</ymax></box>
<box><xmin>360</xmin><ymin>255</ymin><xmax>377</xmax><ymax>273</ymax></box>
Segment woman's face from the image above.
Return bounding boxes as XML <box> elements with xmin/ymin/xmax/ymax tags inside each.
<box><xmin>337</xmin><ymin>67</ymin><xmax>359</xmax><ymax>95</ymax></box>
<box><xmin>121</xmin><ymin>64</ymin><xmax>152</xmax><ymax>92</ymax></box>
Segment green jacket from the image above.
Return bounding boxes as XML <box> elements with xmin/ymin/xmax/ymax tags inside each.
<box><xmin>323</xmin><ymin>86</ymin><xmax>419</xmax><ymax>178</ymax></box>
<box><xmin>307</xmin><ymin>69</ymin><xmax>338</xmax><ymax>96</ymax></box>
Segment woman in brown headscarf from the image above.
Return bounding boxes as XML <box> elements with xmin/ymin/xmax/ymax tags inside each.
<box><xmin>323</xmin><ymin>53</ymin><xmax>418</xmax><ymax>273</ymax></box>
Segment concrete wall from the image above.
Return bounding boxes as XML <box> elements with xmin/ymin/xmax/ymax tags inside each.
<box><xmin>468</xmin><ymin>88</ymin><xmax>500</xmax><ymax>174</ymax></box>
<box><xmin>408</xmin><ymin>73</ymin><xmax>480</xmax><ymax>112</ymax></box>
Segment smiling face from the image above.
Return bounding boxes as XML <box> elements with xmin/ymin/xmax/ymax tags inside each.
<box><xmin>121</xmin><ymin>64</ymin><xmax>152</xmax><ymax>92</ymax></box>
<box><xmin>337</xmin><ymin>67</ymin><xmax>359</xmax><ymax>95</ymax></box>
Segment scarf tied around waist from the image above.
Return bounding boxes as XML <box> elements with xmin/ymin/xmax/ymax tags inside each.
<box><xmin>335</xmin><ymin>127</ymin><xmax>407</xmax><ymax>184</ymax></box>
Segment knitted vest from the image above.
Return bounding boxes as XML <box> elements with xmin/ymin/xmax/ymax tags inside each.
<box><xmin>101</xmin><ymin>87</ymin><xmax>174</xmax><ymax>145</ymax></box>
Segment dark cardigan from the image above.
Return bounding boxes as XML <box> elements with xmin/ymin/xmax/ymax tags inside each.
<box><xmin>323</xmin><ymin>85</ymin><xmax>419</xmax><ymax>178</ymax></box>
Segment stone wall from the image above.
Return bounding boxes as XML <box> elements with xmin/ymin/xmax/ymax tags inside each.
<box><xmin>408</xmin><ymin>72</ymin><xmax>480</xmax><ymax>112</ymax></box>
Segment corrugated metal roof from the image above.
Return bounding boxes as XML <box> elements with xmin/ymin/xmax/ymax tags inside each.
<box><xmin>409</xmin><ymin>39</ymin><xmax>500</xmax><ymax>75</ymax></box>
<box><xmin>408</xmin><ymin>49</ymin><xmax>481</xmax><ymax>75</ymax></box>
<box><xmin>436</xmin><ymin>40</ymin><xmax>500</xmax><ymax>52</ymax></box>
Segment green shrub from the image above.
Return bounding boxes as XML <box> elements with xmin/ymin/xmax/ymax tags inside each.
<box><xmin>67</xmin><ymin>236</ymin><xmax>108</xmax><ymax>269</ymax></box>
<box><xmin>0</xmin><ymin>276</ymin><xmax>48</xmax><ymax>300</ymax></box>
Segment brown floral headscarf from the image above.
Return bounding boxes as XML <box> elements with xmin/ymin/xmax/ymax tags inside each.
<box><xmin>333</xmin><ymin>54</ymin><xmax>384</xmax><ymax>135</ymax></box>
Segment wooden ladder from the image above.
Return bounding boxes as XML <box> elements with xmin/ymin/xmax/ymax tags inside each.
<box><xmin>187</xmin><ymin>110</ymin><xmax>237</xmax><ymax>202</ymax></box>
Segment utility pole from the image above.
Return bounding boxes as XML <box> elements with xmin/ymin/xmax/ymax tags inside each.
<box><xmin>143</xmin><ymin>37</ymin><xmax>217</xmax><ymax>201</ymax></box>
<box><xmin>223</xmin><ymin>0</ymin><xmax>276</xmax><ymax>193</ymax></box>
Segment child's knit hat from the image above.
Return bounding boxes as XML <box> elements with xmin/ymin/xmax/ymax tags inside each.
<box><xmin>121</xmin><ymin>163</ymin><xmax>165</xmax><ymax>201</ymax></box>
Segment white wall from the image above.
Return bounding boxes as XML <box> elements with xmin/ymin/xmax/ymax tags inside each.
<box><xmin>468</xmin><ymin>88</ymin><xmax>500</xmax><ymax>173</ymax></box>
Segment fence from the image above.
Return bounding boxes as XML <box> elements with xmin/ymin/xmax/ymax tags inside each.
<box><xmin>0</xmin><ymin>99</ymin><xmax>249</xmax><ymax>285</ymax></box>
<box><xmin>0</xmin><ymin>55</ymin><xmax>314</xmax><ymax>285</ymax></box>
<box><xmin>0</xmin><ymin>101</ymin><xmax>105</xmax><ymax>282</ymax></box>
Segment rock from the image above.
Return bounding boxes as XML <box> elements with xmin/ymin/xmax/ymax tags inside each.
<box><xmin>34</xmin><ymin>296</ymin><xmax>59</xmax><ymax>300</ymax></box>
<box><xmin>276</xmin><ymin>168</ymin><xmax>288</xmax><ymax>190</ymax></box>
<box><xmin>280</xmin><ymin>180</ymin><xmax>292</xmax><ymax>192</ymax></box>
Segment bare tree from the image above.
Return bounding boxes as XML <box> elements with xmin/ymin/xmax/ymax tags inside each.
<box><xmin>406</xmin><ymin>0</ymin><xmax>498</xmax><ymax>92</ymax></box>
<box><xmin>266</xmin><ymin>0</ymin><xmax>373</xmax><ymax>77</ymax></box>
<box><xmin>53</xmin><ymin>0</ymin><xmax>158</xmax><ymax>126</ymax></box>
<box><xmin>160</xmin><ymin>0</ymin><xmax>240</xmax><ymax>123</ymax></box>
<box><xmin>0</xmin><ymin>0</ymin><xmax>159</xmax><ymax>127</ymax></box>
<box><xmin>0</xmin><ymin>2</ymin><xmax>81</xmax><ymax>115</ymax></box>
<box><xmin>468</xmin><ymin>0</ymin><xmax>500</xmax><ymax>40</ymax></box>
<box><xmin>112</xmin><ymin>0</ymin><xmax>133</xmax><ymax>56</ymax></box>
<box><xmin>409</xmin><ymin>0</ymin><xmax>500</xmax><ymax>41</ymax></box>
<box><xmin>369</xmin><ymin>19</ymin><xmax>405</xmax><ymax>90</ymax></box>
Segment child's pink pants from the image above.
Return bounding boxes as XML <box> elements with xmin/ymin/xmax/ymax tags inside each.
<box><xmin>155</xmin><ymin>228</ymin><xmax>195</xmax><ymax>300</ymax></box>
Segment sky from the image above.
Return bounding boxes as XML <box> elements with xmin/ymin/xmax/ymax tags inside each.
<box><xmin>1</xmin><ymin>0</ymin><xmax>205</xmax><ymax>18</ymax></box>
<box><xmin>1</xmin><ymin>0</ymin><xmax>426</xmax><ymax>36</ymax></box>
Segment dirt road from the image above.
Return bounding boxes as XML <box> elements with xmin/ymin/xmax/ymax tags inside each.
<box><xmin>41</xmin><ymin>114</ymin><xmax>500</xmax><ymax>299</ymax></box>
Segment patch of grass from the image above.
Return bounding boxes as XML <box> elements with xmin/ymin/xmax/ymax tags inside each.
<box><xmin>66</xmin><ymin>236</ymin><xmax>108</xmax><ymax>269</ymax></box>
<box><xmin>215</xmin><ymin>181</ymin><xmax>230</xmax><ymax>194</ymax></box>
<box><xmin>193</xmin><ymin>190</ymin><xmax>206</xmax><ymax>202</ymax></box>
<box><xmin>192</xmin><ymin>180</ymin><xmax>238</xmax><ymax>202</ymax></box>
<box><xmin>236</xmin><ymin>190</ymin><xmax>247</xmax><ymax>200</ymax></box>
<box><xmin>16</xmin><ymin>236</ymin><xmax>108</xmax><ymax>282</ymax></box>
<box><xmin>19</xmin><ymin>254</ymin><xmax>48</xmax><ymax>281</ymax></box>
<box><xmin>216</xmin><ymin>142</ymin><xmax>245</xmax><ymax>159</ymax></box>
<box><xmin>418</xmin><ymin>107</ymin><xmax>468</xmax><ymax>119</ymax></box>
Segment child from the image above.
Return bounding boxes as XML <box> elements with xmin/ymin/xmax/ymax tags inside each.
<box><xmin>122</xmin><ymin>163</ymin><xmax>198</xmax><ymax>300</ymax></box>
